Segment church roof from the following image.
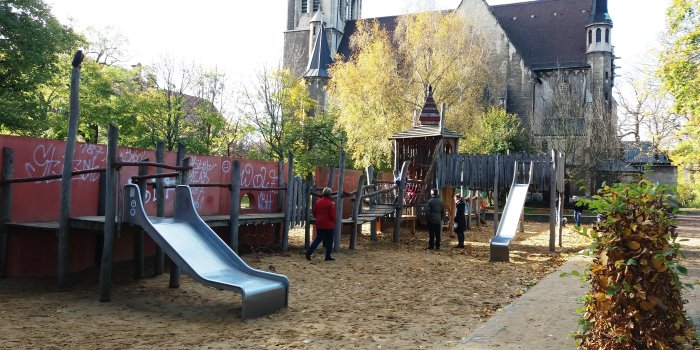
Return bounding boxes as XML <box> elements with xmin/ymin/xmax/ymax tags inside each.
<box><xmin>336</xmin><ymin>15</ymin><xmax>400</xmax><ymax>60</ymax></box>
<box><xmin>491</xmin><ymin>0</ymin><xmax>593</xmax><ymax>70</ymax></box>
<box><xmin>304</xmin><ymin>24</ymin><xmax>333</xmax><ymax>78</ymax></box>
<box><xmin>587</xmin><ymin>0</ymin><xmax>612</xmax><ymax>25</ymax></box>
<box><xmin>388</xmin><ymin>124</ymin><xmax>464</xmax><ymax>140</ymax></box>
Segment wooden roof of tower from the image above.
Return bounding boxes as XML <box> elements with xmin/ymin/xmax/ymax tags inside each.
<box><xmin>389</xmin><ymin>86</ymin><xmax>464</xmax><ymax>140</ymax></box>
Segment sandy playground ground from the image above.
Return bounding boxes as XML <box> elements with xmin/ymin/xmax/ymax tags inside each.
<box><xmin>0</xmin><ymin>222</ymin><xmax>590</xmax><ymax>349</ymax></box>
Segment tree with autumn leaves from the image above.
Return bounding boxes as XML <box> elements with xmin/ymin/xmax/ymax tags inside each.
<box><xmin>328</xmin><ymin>11</ymin><xmax>518</xmax><ymax>169</ymax></box>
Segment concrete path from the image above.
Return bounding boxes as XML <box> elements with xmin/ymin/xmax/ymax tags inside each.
<box><xmin>458</xmin><ymin>214</ymin><xmax>700</xmax><ymax>349</ymax></box>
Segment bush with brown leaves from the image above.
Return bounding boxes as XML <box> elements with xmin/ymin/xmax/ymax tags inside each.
<box><xmin>575</xmin><ymin>180</ymin><xmax>696</xmax><ymax>349</ymax></box>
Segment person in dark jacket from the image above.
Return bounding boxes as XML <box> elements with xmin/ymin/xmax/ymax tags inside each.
<box><xmin>426</xmin><ymin>188</ymin><xmax>445</xmax><ymax>250</ymax></box>
<box><xmin>306</xmin><ymin>187</ymin><xmax>336</xmax><ymax>261</ymax></box>
<box><xmin>453</xmin><ymin>194</ymin><xmax>467</xmax><ymax>248</ymax></box>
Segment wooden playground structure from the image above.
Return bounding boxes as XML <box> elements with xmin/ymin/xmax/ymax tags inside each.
<box><xmin>0</xmin><ymin>55</ymin><xmax>566</xmax><ymax>300</ymax></box>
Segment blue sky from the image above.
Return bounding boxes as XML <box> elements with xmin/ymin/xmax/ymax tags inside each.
<box><xmin>47</xmin><ymin>0</ymin><xmax>670</xmax><ymax>90</ymax></box>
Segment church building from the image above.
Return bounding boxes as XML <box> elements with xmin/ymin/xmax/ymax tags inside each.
<box><xmin>284</xmin><ymin>0</ymin><xmax>619</xmax><ymax>187</ymax></box>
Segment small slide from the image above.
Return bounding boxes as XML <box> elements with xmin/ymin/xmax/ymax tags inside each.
<box><xmin>490</xmin><ymin>162</ymin><xmax>532</xmax><ymax>262</ymax></box>
<box><xmin>122</xmin><ymin>184</ymin><xmax>289</xmax><ymax>319</ymax></box>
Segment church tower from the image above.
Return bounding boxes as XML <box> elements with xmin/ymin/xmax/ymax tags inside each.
<box><xmin>284</xmin><ymin>0</ymin><xmax>362</xmax><ymax>78</ymax></box>
<box><xmin>585</xmin><ymin>0</ymin><xmax>614</xmax><ymax>108</ymax></box>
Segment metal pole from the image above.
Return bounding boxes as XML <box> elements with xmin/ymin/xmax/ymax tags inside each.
<box><xmin>549</xmin><ymin>149</ymin><xmax>557</xmax><ymax>252</ymax></box>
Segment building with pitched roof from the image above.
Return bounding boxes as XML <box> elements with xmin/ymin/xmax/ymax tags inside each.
<box><xmin>284</xmin><ymin>0</ymin><xmax>623</xmax><ymax>190</ymax></box>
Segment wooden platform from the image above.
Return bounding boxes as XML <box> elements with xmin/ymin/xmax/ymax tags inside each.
<box><xmin>6</xmin><ymin>212</ymin><xmax>287</xmax><ymax>232</ymax></box>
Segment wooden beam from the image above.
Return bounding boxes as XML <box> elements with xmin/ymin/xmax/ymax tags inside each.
<box><xmin>133</xmin><ymin>159</ymin><xmax>148</xmax><ymax>280</ymax></box>
<box><xmin>99</xmin><ymin>124</ymin><xmax>118</xmax><ymax>302</ymax></box>
<box><xmin>350</xmin><ymin>174</ymin><xmax>366</xmax><ymax>249</ymax></box>
<box><xmin>58</xmin><ymin>50</ymin><xmax>84</xmax><ymax>289</ymax></box>
<box><xmin>277</xmin><ymin>158</ymin><xmax>284</xmax><ymax>212</ymax></box>
<box><xmin>366</xmin><ymin>166</ymin><xmax>377</xmax><ymax>242</ymax></box>
<box><xmin>282</xmin><ymin>153</ymin><xmax>294</xmax><ymax>251</ymax></box>
<box><xmin>0</xmin><ymin>147</ymin><xmax>14</xmax><ymax>278</ymax></box>
<box><xmin>303</xmin><ymin>173</ymin><xmax>312</xmax><ymax>249</ymax></box>
<box><xmin>154</xmin><ymin>142</ymin><xmax>165</xmax><ymax>275</ymax></box>
<box><xmin>229</xmin><ymin>160</ymin><xmax>241</xmax><ymax>253</ymax></box>
<box><xmin>333</xmin><ymin>151</ymin><xmax>346</xmax><ymax>252</ymax></box>
<box><xmin>393</xmin><ymin>161</ymin><xmax>409</xmax><ymax>243</ymax></box>
<box><xmin>170</xmin><ymin>143</ymin><xmax>187</xmax><ymax>289</ymax></box>
<box><xmin>493</xmin><ymin>155</ymin><xmax>500</xmax><ymax>237</ymax></box>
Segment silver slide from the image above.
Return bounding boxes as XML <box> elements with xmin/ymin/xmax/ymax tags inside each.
<box><xmin>122</xmin><ymin>184</ymin><xmax>289</xmax><ymax>319</ymax></box>
<box><xmin>490</xmin><ymin>162</ymin><xmax>533</xmax><ymax>262</ymax></box>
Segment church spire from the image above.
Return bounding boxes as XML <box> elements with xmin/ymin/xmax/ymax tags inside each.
<box><xmin>304</xmin><ymin>23</ymin><xmax>332</xmax><ymax>78</ymax></box>
<box><xmin>587</xmin><ymin>0</ymin><xmax>612</xmax><ymax>25</ymax></box>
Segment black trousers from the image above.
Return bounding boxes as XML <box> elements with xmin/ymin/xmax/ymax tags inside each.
<box><xmin>428</xmin><ymin>222</ymin><xmax>441</xmax><ymax>249</ymax></box>
<box><xmin>308</xmin><ymin>228</ymin><xmax>334</xmax><ymax>259</ymax></box>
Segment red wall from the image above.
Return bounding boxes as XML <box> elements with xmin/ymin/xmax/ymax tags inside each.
<box><xmin>0</xmin><ymin>135</ymin><xmax>285</xmax><ymax>221</ymax></box>
<box><xmin>0</xmin><ymin>135</ymin><xmax>391</xmax><ymax>277</ymax></box>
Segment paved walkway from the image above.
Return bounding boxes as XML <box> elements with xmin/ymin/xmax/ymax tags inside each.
<box><xmin>458</xmin><ymin>214</ymin><xmax>700</xmax><ymax>349</ymax></box>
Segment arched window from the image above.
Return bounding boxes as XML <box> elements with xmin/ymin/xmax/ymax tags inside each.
<box><xmin>301</xmin><ymin>0</ymin><xmax>308</xmax><ymax>13</ymax></box>
<box><xmin>605</xmin><ymin>28</ymin><xmax>610</xmax><ymax>43</ymax></box>
<box><xmin>588</xmin><ymin>30</ymin><xmax>592</xmax><ymax>44</ymax></box>
<box><xmin>596</xmin><ymin>28</ymin><xmax>601</xmax><ymax>42</ymax></box>
<box><xmin>605</xmin><ymin>72</ymin><xmax>609</xmax><ymax>80</ymax></box>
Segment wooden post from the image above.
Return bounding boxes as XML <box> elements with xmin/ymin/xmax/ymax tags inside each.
<box><xmin>133</xmin><ymin>160</ymin><xmax>148</xmax><ymax>280</ymax></box>
<box><xmin>281</xmin><ymin>153</ymin><xmax>294</xmax><ymax>251</ymax></box>
<box><xmin>467</xmin><ymin>189</ymin><xmax>473</xmax><ymax>229</ymax></box>
<box><xmin>58</xmin><ymin>50</ymin><xmax>84</xmax><ymax>288</ymax></box>
<box><xmin>333</xmin><ymin>152</ymin><xmax>346</xmax><ymax>252</ymax></box>
<box><xmin>393</xmin><ymin>141</ymin><xmax>399</xmax><ymax>175</ymax></box>
<box><xmin>475</xmin><ymin>191</ymin><xmax>482</xmax><ymax>227</ymax></box>
<box><xmin>549</xmin><ymin>149</ymin><xmax>557</xmax><ymax>252</ymax></box>
<box><xmin>0</xmin><ymin>148</ymin><xmax>14</xmax><ymax>278</ymax></box>
<box><xmin>393</xmin><ymin>161</ymin><xmax>409</xmax><ymax>243</ymax></box>
<box><xmin>154</xmin><ymin>142</ymin><xmax>165</xmax><ymax>275</ymax></box>
<box><xmin>277</xmin><ymin>158</ymin><xmax>284</xmax><ymax>212</ymax></box>
<box><xmin>366</xmin><ymin>166</ymin><xmax>377</xmax><ymax>242</ymax></box>
<box><xmin>170</xmin><ymin>144</ymin><xmax>187</xmax><ymax>288</ymax></box>
<box><xmin>229</xmin><ymin>160</ymin><xmax>241</xmax><ymax>253</ymax></box>
<box><xmin>99</xmin><ymin>124</ymin><xmax>118</xmax><ymax>302</ymax></box>
<box><xmin>350</xmin><ymin>174</ymin><xmax>365</xmax><ymax>249</ymax></box>
<box><xmin>303</xmin><ymin>173</ymin><xmax>312</xmax><ymax>248</ymax></box>
<box><xmin>493</xmin><ymin>155</ymin><xmax>500</xmax><ymax>237</ymax></box>
<box><xmin>326</xmin><ymin>166</ymin><xmax>335</xmax><ymax>189</ymax></box>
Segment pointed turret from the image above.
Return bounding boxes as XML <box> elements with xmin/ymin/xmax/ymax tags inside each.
<box><xmin>304</xmin><ymin>22</ymin><xmax>332</xmax><ymax>78</ymax></box>
<box><xmin>587</xmin><ymin>0</ymin><xmax>613</xmax><ymax>26</ymax></box>
<box><xmin>418</xmin><ymin>86</ymin><xmax>440</xmax><ymax>125</ymax></box>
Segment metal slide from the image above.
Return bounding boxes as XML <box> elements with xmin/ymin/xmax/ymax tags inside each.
<box><xmin>490</xmin><ymin>162</ymin><xmax>533</xmax><ymax>262</ymax></box>
<box><xmin>122</xmin><ymin>184</ymin><xmax>289</xmax><ymax>319</ymax></box>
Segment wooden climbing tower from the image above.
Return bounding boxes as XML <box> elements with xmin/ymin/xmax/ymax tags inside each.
<box><xmin>389</xmin><ymin>86</ymin><xmax>463</xmax><ymax>208</ymax></box>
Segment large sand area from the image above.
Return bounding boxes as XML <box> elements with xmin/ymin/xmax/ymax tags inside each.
<box><xmin>0</xmin><ymin>222</ymin><xmax>590</xmax><ymax>349</ymax></box>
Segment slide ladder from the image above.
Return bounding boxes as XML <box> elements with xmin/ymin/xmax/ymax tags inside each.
<box><xmin>123</xmin><ymin>184</ymin><xmax>289</xmax><ymax>319</ymax></box>
<box><xmin>490</xmin><ymin>161</ymin><xmax>533</xmax><ymax>262</ymax></box>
